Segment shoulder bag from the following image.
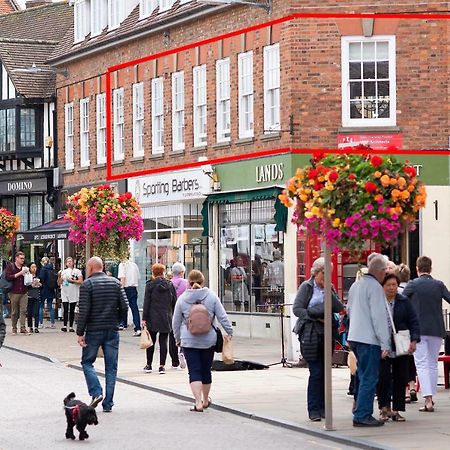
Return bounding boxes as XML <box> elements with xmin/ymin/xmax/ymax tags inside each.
<box><xmin>385</xmin><ymin>300</ymin><xmax>410</xmax><ymax>357</ymax></box>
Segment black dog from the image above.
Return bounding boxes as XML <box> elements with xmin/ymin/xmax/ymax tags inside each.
<box><xmin>63</xmin><ymin>392</ymin><xmax>98</xmax><ymax>440</ymax></box>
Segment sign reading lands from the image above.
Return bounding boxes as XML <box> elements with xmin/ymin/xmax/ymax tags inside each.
<box><xmin>337</xmin><ymin>133</ymin><xmax>403</xmax><ymax>151</ymax></box>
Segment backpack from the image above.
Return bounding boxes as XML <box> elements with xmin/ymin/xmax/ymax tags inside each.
<box><xmin>187</xmin><ymin>299</ymin><xmax>212</xmax><ymax>335</ymax></box>
<box><xmin>0</xmin><ymin>267</ymin><xmax>13</xmax><ymax>293</ymax></box>
<box><xmin>46</xmin><ymin>269</ymin><xmax>58</xmax><ymax>290</ymax></box>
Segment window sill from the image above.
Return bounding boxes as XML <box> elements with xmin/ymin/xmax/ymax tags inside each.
<box><xmin>260</xmin><ymin>132</ymin><xmax>281</xmax><ymax>142</ymax></box>
<box><xmin>111</xmin><ymin>160</ymin><xmax>124</xmax><ymax>167</ymax></box>
<box><xmin>78</xmin><ymin>166</ymin><xmax>90</xmax><ymax>173</ymax></box>
<box><xmin>191</xmin><ymin>145</ymin><xmax>207</xmax><ymax>154</ymax></box>
<box><xmin>92</xmin><ymin>163</ymin><xmax>106</xmax><ymax>170</ymax></box>
<box><xmin>171</xmin><ymin>150</ymin><xmax>185</xmax><ymax>156</ymax></box>
<box><xmin>236</xmin><ymin>137</ymin><xmax>255</xmax><ymax>146</ymax></box>
<box><xmin>338</xmin><ymin>126</ymin><xmax>401</xmax><ymax>133</ymax></box>
<box><xmin>63</xmin><ymin>168</ymin><xmax>74</xmax><ymax>175</ymax></box>
<box><xmin>149</xmin><ymin>153</ymin><xmax>164</xmax><ymax>160</ymax></box>
<box><xmin>131</xmin><ymin>156</ymin><xmax>145</xmax><ymax>163</ymax></box>
<box><xmin>212</xmin><ymin>141</ymin><xmax>232</xmax><ymax>150</ymax></box>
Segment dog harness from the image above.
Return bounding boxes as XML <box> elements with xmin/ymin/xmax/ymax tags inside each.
<box><xmin>65</xmin><ymin>405</ymin><xmax>81</xmax><ymax>422</ymax></box>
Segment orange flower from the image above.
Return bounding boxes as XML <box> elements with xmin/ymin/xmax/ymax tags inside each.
<box><xmin>380</xmin><ymin>175</ymin><xmax>390</xmax><ymax>187</ymax></box>
<box><xmin>374</xmin><ymin>171</ymin><xmax>382</xmax><ymax>178</ymax></box>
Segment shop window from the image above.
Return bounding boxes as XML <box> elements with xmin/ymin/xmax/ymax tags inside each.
<box><xmin>219</xmin><ymin>200</ymin><xmax>284</xmax><ymax>314</ymax></box>
<box><xmin>16</xmin><ymin>196</ymin><xmax>28</xmax><ymax>232</ymax></box>
<box><xmin>29</xmin><ymin>196</ymin><xmax>43</xmax><ymax>229</ymax></box>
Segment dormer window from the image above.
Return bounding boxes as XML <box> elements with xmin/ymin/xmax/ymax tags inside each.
<box><xmin>140</xmin><ymin>0</ymin><xmax>155</xmax><ymax>19</ymax></box>
<box><xmin>74</xmin><ymin>0</ymin><xmax>91</xmax><ymax>43</ymax></box>
<box><xmin>108</xmin><ymin>0</ymin><xmax>122</xmax><ymax>30</ymax></box>
<box><xmin>91</xmin><ymin>0</ymin><xmax>107</xmax><ymax>37</ymax></box>
<box><xmin>159</xmin><ymin>0</ymin><xmax>174</xmax><ymax>13</ymax></box>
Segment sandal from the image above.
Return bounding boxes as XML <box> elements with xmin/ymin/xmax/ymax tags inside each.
<box><xmin>379</xmin><ymin>410</ymin><xmax>390</xmax><ymax>421</ymax></box>
<box><xmin>190</xmin><ymin>405</ymin><xmax>204</xmax><ymax>412</ymax></box>
<box><xmin>203</xmin><ymin>397</ymin><xmax>212</xmax><ymax>409</ymax></box>
<box><xmin>419</xmin><ymin>405</ymin><xmax>434</xmax><ymax>412</ymax></box>
<box><xmin>391</xmin><ymin>412</ymin><xmax>406</xmax><ymax>422</ymax></box>
<box><xmin>409</xmin><ymin>389</ymin><xmax>418</xmax><ymax>402</ymax></box>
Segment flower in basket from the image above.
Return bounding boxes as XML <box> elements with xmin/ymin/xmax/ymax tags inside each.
<box><xmin>279</xmin><ymin>148</ymin><xmax>427</xmax><ymax>253</ymax></box>
<box><xmin>0</xmin><ymin>207</ymin><xmax>20</xmax><ymax>257</ymax></box>
<box><xmin>65</xmin><ymin>185</ymin><xmax>144</xmax><ymax>261</ymax></box>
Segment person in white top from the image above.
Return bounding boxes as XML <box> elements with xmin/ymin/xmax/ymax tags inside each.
<box><xmin>117</xmin><ymin>259</ymin><xmax>141</xmax><ymax>336</ymax></box>
<box><xmin>59</xmin><ymin>257</ymin><xmax>83</xmax><ymax>332</ymax></box>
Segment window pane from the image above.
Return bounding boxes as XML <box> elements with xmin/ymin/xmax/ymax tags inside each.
<box><xmin>349</xmin><ymin>42</ymin><xmax>361</xmax><ymax>60</ymax></box>
<box><xmin>350</xmin><ymin>82</ymin><xmax>362</xmax><ymax>99</ymax></box>
<box><xmin>349</xmin><ymin>62</ymin><xmax>361</xmax><ymax>80</ymax></box>
<box><xmin>29</xmin><ymin>195</ymin><xmax>42</xmax><ymax>229</ymax></box>
<box><xmin>363</xmin><ymin>62</ymin><xmax>375</xmax><ymax>79</ymax></box>
<box><xmin>362</xmin><ymin>42</ymin><xmax>375</xmax><ymax>60</ymax></box>
<box><xmin>376</xmin><ymin>42</ymin><xmax>389</xmax><ymax>60</ymax></box>
<box><xmin>378</xmin><ymin>100</ymin><xmax>390</xmax><ymax>118</ymax></box>
<box><xmin>378</xmin><ymin>80</ymin><xmax>390</xmax><ymax>97</ymax></box>
<box><xmin>16</xmin><ymin>197</ymin><xmax>28</xmax><ymax>231</ymax></box>
<box><xmin>364</xmin><ymin>81</ymin><xmax>376</xmax><ymax>98</ymax></box>
<box><xmin>377</xmin><ymin>61</ymin><xmax>389</xmax><ymax>79</ymax></box>
<box><xmin>350</xmin><ymin>101</ymin><xmax>362</xmax><ymax>118</ymax></box>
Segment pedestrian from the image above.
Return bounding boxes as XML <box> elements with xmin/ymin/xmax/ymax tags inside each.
<box><xmin>141</xmin><ymin>263</ymin><xmax>177</xmax><ymax>374</ymax></box>
<box><xmin>0</xmin><ymin>300</ymin><xmax>5</xmax><ymax>349</ymax></box>
<box><xmin>77</xmin><ymin>256</ymin><xmax>129</xmax><ymax>412</ymax></box>
<box><xmin>377</xmin><ymin>273</ymin><xmax>420</xmax><ymax>422</ymax></box>
<box><xmin>59</xmin><ymin>257</ymin><xmax>83</xmax><ymax>332</ymax></box>
<box><xmin>117</xmin><ymin>258</ymin><xmax>141</xmax><ymax>336</ymax></box>
<box><xmin>403</xmin><ymin>256</ymin><xmax>450</xmax><ymax>412</ymax></box>
<box><xmin>292</xmin><ymin>257</ymin><xmax>344</xmax><ymax>421</ymax></box>
<box><xmin>4</xmin><ymin>252</ymin><xmax>29</xmax><ymax>335</ymax></box>
<box><xmin>39</xmin><ymin>256</ymin><xmax>57</xmax><ymax>328</ymax></box>
<box><xmin>347</xmin><ymin>254</ymin><xmax>390</xmax><ymax>427</ymax></box>
<box><xmin>169</xmin><ymin>262</ymin><xmax>189</xmax><ymax>369</ymax></box>
<box><xmin>230</xmin><ymin>256</ymin><xmax>248</xmax><ymax>311</ymax></box>
<box><xmin>172</xmin><ymin>269</ymin><xmax>233</xmax><ymax>412</ymax></box>
<box><xmin>26</xmin><ymin>263</ymin><xmax>41</xmax><ymax>334</ymax></box>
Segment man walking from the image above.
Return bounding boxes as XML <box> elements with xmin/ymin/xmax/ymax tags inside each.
<box><xmin>117</xmin><ymin>258</ymin><xmax>141</xmax><ymax>336</ymax></box>
<box><xmin>347</xmin><ymin>254</ymin><xmax>390</xmax><ymax>427</ymax></box>
<box><xmin>403</xmin><ymin>256</ymin><xmax>450</xmax><ymax>412</ymax></box>
<box><xmin>4</xmin><ymin>252</ymin><xmax>29</xmax><ymax>335</ymax></box>
<box><xmin>77</xmin><ymin>256</ymin><xmax>128</xmax><ymax>412</ymax></box>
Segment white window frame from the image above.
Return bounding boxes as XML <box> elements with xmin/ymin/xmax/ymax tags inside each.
<box><xmin>263</xmin><ymin>43</ymin><xmax>281</xmax><ymax>133</ymax></box>
<box><xmin>74</xmin><ymin>0</ymin><xmax>91</xmax><ymax>43</ymax></box>
<box><xmin>159</xmin><ymin>0</ymin><xmax>174</xmax><ymax>13</ymax></box>
<box><xmin>151</xmin><ymin>77</ymin><xmax>164</xmax><ymax>154</ymax></box>
<box><xmin>91</xmin><ymin>0</ymin><xmax>107</xmax><ymax>37</ymax></box>
<box><xmin>64</xmin><ymin>102</ymin><xmax>74</xmax><ymax>170</ymax></box>
<box><xmin>108</xmin><ymin>0</ymin><xmax>122</xmax><ymax>30</ymax></box>
<box><xmin>96</xmin><ymin>93</ymin><xmax>106</xmax><ymax>164</ymax></box>
<box><xmin>172</xmin><ymin>71</ymin><xmax>185</xmax><ymax>151</ymax></box>
<box><xmin>238</xmin><ymin>51</ymin><xmax>254</xmax><ymax>139</ymax></box>
<box><xmin>80</xmin><ymin>98</ymin><xmax>90</xmax><ymax>167</ymax></box>
<box><xmin>216</xmin><ymin>58</ymin><xmax>231</xmax><ymax>143</ymax></box>
<box><xmin>133</xmin><ymin>82</ymin><xmax>145</xmax><ymax>157</ymax></box>
<box><xmin>113</xmin><ymin>87</ymin><xmax>124</xmax><ymax>161</ymax></box>
<box><xmin>139</xmin><ymin>0</ymin><xmax>155</xmax><ymax>18</ymax></box>
<box><xmin>341</xmin><ymin>35</ymin><xmax>396</xmax><ymax>127</ymax></box>
<box><xmin>193</xmin><ymin>64</ymin><xmax>207</xmax><ymax>147</ymax></box>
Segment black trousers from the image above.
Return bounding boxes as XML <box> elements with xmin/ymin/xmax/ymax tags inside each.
<box><xmin>27</xmin><ymin>296</ymin><xmax>39</xmax><ymax>329</ymax></box>
<box><xmin>377</xmin><ymin>355</ymin><xmax>409</xmax><ymax>411</ymax></box>
<box><xmin>146</xmin><ymin>331</ymin><xmax>169</xmax><ymax>367</ymax></box>
<box><xmin>63</xmin><ymin>302</ymin><xmax>76</xmax><ymax>328</ymax></box>
<box><xmin>169</xmin><ymin>331</ymin><xmax>179</xmax><ymax>367</ymax></box>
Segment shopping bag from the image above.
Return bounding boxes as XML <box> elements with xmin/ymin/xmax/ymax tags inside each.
<box><xmin>348</xmin><ymin>351</ymin><xmax>357</xmax><ymax>375</ymax></box>
<box><xmin>139</xmin><ymin>325</ymin><xmax>153</xmax><ymax>350</ymax></box>
<box><xmin>222</xmin><ymin>335</ymin><xmax>234</xmax><ymax>365</ymax></box>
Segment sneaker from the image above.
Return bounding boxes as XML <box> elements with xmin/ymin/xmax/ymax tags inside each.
<box><xmin>103</xmin><ymin>408</ymin><xmax>112</xmax><ymax>413</ymax></box>
<box><xmin>38</xmin><ymin>324</ymin><xmax>44</xmax><ymax>329</ymax></box>
<box><xmin>90</xmin><ymin>395</ymin><xmax>104</xmax><ymax>408</ymax></box>
<box><xmin>12</xmin><ymin>330</ymin><xmax>17</xmax><ymax>336</ymax></box>
<box><xmin>69</xmin><ymin>328</ymin><xmax>75</xmax><ymax>332</ymax></box>
<box><xmin>143</xmin><ymin>365</ymin><xmax>152</xmax><ymax>373</ymax></box>
<box><xmin>171</xmin><ymin>365</ymin><xmax>180</xmax><ymax>370</ymax></box>
<box><xmin>61</xmin><ymin>327</ymin><xmax>67</xmax><ymax>332</ymax></box>
<box><xmin>118</xmin><ymin>325</ymin><xmax>124</xmax><ymax>331</ymax></box>
<box><xmin>159</xmin><ymin>366</ymin><xmax>166</xmax><ymax>375</ymax></box>
<box><xmin>133</xmin><ymin>330</ymin><xmax>142</xmax><ymax>337</ymax></box>
<box><xmin>353</xmin><ymin>416</ymin><xmax>385</xmax><ymax>427</ymax></box>
<box><xmin>34</xmin><ymin>328</ymin><xmax>39</xmax><ymax>334</ymax></box>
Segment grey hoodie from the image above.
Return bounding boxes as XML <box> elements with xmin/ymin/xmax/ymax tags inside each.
<box><xmin>172</xmin><ymin>287</ymin><xmax>233</xmax><ymax>349</ymax></box>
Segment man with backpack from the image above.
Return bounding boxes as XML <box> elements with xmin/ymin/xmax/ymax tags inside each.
<box><xmin>39</xmin><ymin>256</ymin><xmax>57</xmax><ymax>328</ymax></box>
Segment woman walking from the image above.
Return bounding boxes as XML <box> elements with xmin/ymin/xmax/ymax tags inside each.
<box><xmin>172</xmin><ymin>269</ymin><xmax>233</xmax><ymax>412</ymax></box>
<box><xmin>27</xmin><ymin>263</ymin><xmax>41</xmax><ymax>334</ymax></box>
<box><xmin>377</xmin><ymin>273</ymin><xmax>420</xmax><ymax>422</ymax></box>
<box><xmin>59</xmin><ymin>257</ymin><xmax>83</xmax><ymax>332</ymax></box>
<box><xmin>39</xmin><ymin>257</ymin><xmax>56</xmax><ymax>328</ymax></box>
<box><xmin>142</xmin><ymin>263</ymin><xmax>177</xmax><ymax>374</ymax></box>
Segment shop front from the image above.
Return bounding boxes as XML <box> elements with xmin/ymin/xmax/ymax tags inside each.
<box><xmin>127</xmin><ymin>169</ymin><xmax>212</xmax><ymax>305</ymax></box>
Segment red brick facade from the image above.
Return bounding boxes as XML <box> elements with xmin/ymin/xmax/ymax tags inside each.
<box><xmin>54</xmin><ymin>1</ymin><xmax>450</xmax><ymax>191</ymax></box>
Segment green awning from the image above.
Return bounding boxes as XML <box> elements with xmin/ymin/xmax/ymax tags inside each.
<box><xmin>202</xmin><ymin>187</ymin><xmax>287</xmax><ymax>236</ymax></box>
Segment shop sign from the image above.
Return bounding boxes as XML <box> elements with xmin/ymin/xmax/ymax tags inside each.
<box><xmin>128</xmin><ymin>169</ymin><xmax>211</xmax><ymax>205</ymax></box>
<box><xmin>0</xmin><ymin>177</ymin><xmax>47</xmax><ymax>194</ymax></box>
<box><xmin>337</xmin><ymin>133</ymin><xmax>403</xmax><ymax>150</ymax></box>
<box><xmin>256</xmin><ymin>163</ymin><xmax>284</xmax><ymax>183</ymax></box>
<box><xmin>17</xmin><ymin>231</ymin><xmax>69</xmax><ymax>241</ymax></box>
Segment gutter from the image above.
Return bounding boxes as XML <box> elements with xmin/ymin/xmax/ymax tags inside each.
<box><xmin>48</xmin><ymin>5</ymin><xmax>230</xmax><ymax>67</ymax></box>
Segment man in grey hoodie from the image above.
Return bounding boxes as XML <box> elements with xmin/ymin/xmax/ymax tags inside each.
<box><xmin>348</xmin><ymin>254</ymin><xmax>390</xmax><ymax>427</ymax></box>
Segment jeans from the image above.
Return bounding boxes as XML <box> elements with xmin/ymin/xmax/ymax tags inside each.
<box><xmin>42</xmin><ymin>295</ymin><xmax>55</xmax><ymax>324</ymax></box>
<box><xmin>124</xmin><ymin>287</ymin><xmax>141</xmax><ymax>332</ymax></box>
<box><xmin>349</xmin><ymin>341</ymin><xmax>381</xmax><ymax>421</ymax></box>
<box><xmin>27</xmin><ymin>297</ymin><xmax>39</xmax><ymax>329</ymax></box>
<box><xmin>306</xmin><ymin>340</ymin><xmax>325</xmax><ymax>416</ymax></box>
<box><xmin>81</xmin><ymin>329</ymin><xmax>120</xmax><ymax>411</ymax></box>
<box><xmin>183</xmin><ymin>347</ymin><xmax>215</xmax><ymax>384</ymax></box>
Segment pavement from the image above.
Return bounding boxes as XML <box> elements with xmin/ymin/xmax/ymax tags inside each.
<box><xmin>2</xmin><ymin>319</ymin><xmax>450</xmax><ymax>450</ymax></box>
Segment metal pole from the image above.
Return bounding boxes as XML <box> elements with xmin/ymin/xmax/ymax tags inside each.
<box><xmin>324</xmin><ymin>244</ymin><xmax>334</xmax><ymax>430</ymax></box>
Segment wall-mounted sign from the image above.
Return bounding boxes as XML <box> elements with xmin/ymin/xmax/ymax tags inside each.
<box><xmin>0</xmin><ymin>177</ymin><xmax>48</xmax><ymax>194</ymax></box>
<box><xmin>337</xmin><ymin>133</ymin><xmax>403</xmax><ymax>150</ymax></box>
<box><xmin>128</xmin><ymin>169</ymin><xmax>211</xmax><ymax>205</ymax></box>
<box><xmin>256</xmin><ymin>163</ymin><xmax>284</xmax><ymax>183</ymax></box>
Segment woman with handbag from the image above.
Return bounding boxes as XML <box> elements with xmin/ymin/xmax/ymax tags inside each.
<box><xmin>377</xmin><ymin>273</ymin><xmax>420</xmax><ymax>422</ymax></box>
<box><xmin>172</xmin><ymin>270</ymin><xmax>233</xmax><ymax>412</ymax></box>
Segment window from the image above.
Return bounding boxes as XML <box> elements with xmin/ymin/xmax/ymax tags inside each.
<box><xmin>64</xmin><ymin>103</ymin><xmax>74</xmax><ymax>170</ymax></box>
<box><xmin>193</xmin><ymin>65</ymin><xmax>207</xmax><ymax>147</ymax></box>
<box><xmin>113</xmin><ymin>88</ymin><xmax>124</xmax><ymax>161</ymax></box>
<box><xmin>16</xmin><ymin>197</ymin><xmax>28</xmax><ymax>232</ymax></box>
<box><xmin>20</xmin><ymin>109</ymin><xmax>36</xmax><ymax>147</ymax></box>
<box><xmin>151</xmin><ymin>77</ymin><xmax>164</xmax><ymax>153</ymax></box>
<box><xmin>140</xmin><ymin>0</ymin><xmax>155</xmax><ymax>18</ymax></box>
<box><xmin>172</xmin><ymin>71</ymin><xmax>185</xmax><ymax>151</ymax></box>
<box><xmin>74</xmin><ymin>0</ymin><xmax>91</xmax><ymax>43</ymax></box>
<box><xmin>342</xmin><ymin>36</ymin><xmax>396</xmax><ymax>127</ymax></box>
<box><xmin>238</xmin><ymin>51</ymin><xmax>254</xmax><ymax>138</ymax></box>
<box><xmin>216</xmin><ymin>58</ymin><xmax>231</xmax><ymax>142</ymax></box>
<box><xmin>29</xmin><ymin>195</ymin><xmax>43</xmax><ymax>229</ymax></box>
<box><xmin>133</xmin><ymin>82</ymin><xmax>145</xmax><ymax>157</ymax></box>
<box><xmin>0</xmin><ymin>108</ymin><xmax>16</xmax><ymax>153</ymax></box>
<box><xmin>91</xmin><ymin>0</ymin><xmax>107</xmax><ymax>36</ymax></box>
<box><xmin>80</xmin><ymin>98</ymin><xmax>90</xmax><ymax>167</ymax></box>
<box><xmin>159</xmin><ymin>0</ymin><xmax>174</xmax><ymax>12</ymax></box>
<box><xmin>96</xmin><ymin>93</ymin><xmax>106</xmax><ymax>164</ymax></box>
<box><xmin>108</xmin><ymin>0</ymin><xmax>122</xmax><ymax>29</ymax></box>
<box><xmin>264</xmin><ymin>43</ymin><xmax>280</xmax><ymax>133</ymax></box>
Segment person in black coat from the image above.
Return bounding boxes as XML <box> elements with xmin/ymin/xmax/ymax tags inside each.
<box><xmin>377</xmin><ymin>273</ymin><xmax>420</xmax><ymax>422</ymax></box>
<box><xmin>142</xmin><ymin>263</ymin><xmax>177</xmax><ymax>375</ymax></box>
<box><xmin>293</xmin><ymin>257</ymin><xmax>344</xmax><ymax>422</ymax></box>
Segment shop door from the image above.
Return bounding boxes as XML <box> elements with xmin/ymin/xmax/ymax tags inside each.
<box><xmin>184</xmin><ymin>243</ymin><xmax>209</xmax><ymax>285</ymax></box>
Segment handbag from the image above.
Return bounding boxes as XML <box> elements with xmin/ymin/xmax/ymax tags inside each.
<box><xmin>139</xmin><ymin>325</ymin><xmax>153</xmax><ymax>350</ymax></box>
<box><xmin>0</xmin><ymin>269</ymin><xmax>13</xmax><ymax>292</ymax></box>
<box><xmin>385</xmin><ymin>300</ymin><xmax>411</xmax><ymax>357</ymax></box>
<box><xmin>213</xmin><ymin>326</ymin><xmax>223</xmax><ymax>353</ymax></box>
<box><xmin>222</xmin><ymin>335</ymin><xmax>234</xmax><ymax>365</ymax></box>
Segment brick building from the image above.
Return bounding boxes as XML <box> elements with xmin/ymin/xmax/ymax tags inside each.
<box><xmin>49</xmin><ymin>1</ymin><xmax>450</xmax><ymax>340</ymax></box>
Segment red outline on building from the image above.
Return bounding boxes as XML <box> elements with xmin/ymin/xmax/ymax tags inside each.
<box><xmin>105</xmin><ymin>12</ymin><xmax>450</xmax><ymax>181</ymax></box>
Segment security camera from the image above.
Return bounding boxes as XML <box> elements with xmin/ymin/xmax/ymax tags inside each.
<box><xmin>202</xmin><ymin>164</ymin><xmax>214</xmax><ymax>175</ymax></box>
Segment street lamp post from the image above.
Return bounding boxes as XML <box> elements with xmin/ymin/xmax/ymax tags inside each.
<box><xmin>198</xmin><ymin>0</ymin><xmax>272</xmax><ymax>14</ymax></box>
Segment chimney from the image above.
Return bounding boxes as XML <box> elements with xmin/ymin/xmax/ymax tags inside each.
<box><xmin>25</xmin><ymin>0</ymin><xmax>53</xmax><ymax>8</ymax></box>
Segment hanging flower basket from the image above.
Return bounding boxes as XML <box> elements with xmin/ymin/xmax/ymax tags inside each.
<box><xmin>0</xmin><ymin>207</ymin><xmax>20</xmax><ymax>258</ymax></box>
<box><xmin>65</xmin><ymin>185</ymin><xmax>144</xmax><ymax>261</ymax></box>
<box><xmin>279</xmin><ymin>147</ymin><xmax>427</xmax><ymax>254</ymax></box>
